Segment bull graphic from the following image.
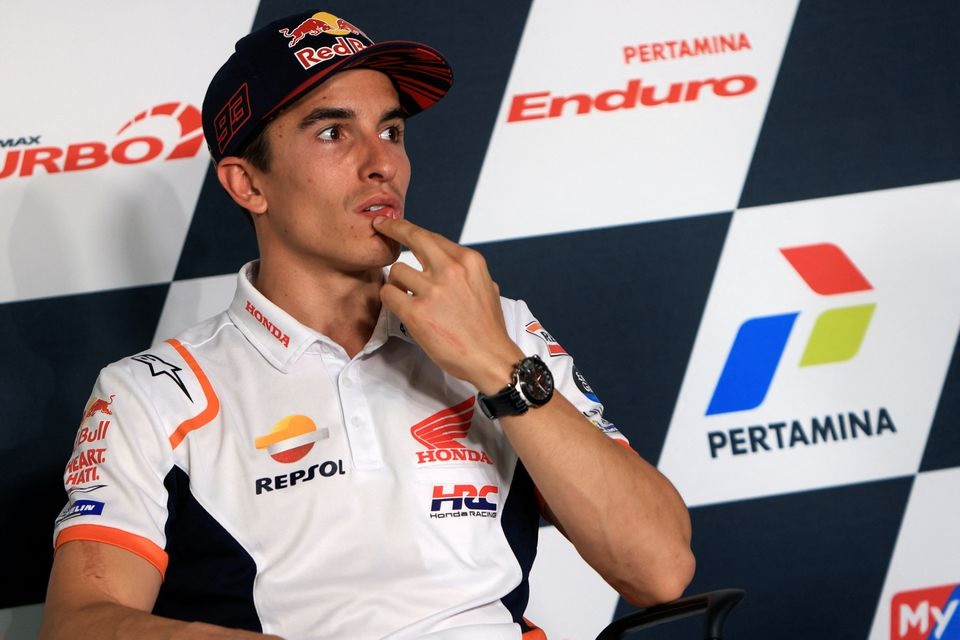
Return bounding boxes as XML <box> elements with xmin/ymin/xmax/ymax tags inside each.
<box><xmin>83</xmin><ymin>394</ymin><xmax>116</xmax><ymax>419</ymax></box>
<box><xmin>278</xmin><ymin>18</ymin><xmax>333</xmax><ymax>48</ymax></box>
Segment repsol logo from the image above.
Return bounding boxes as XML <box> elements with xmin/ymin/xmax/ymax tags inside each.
<box><xmin>508</xmin><ymin>74</ymin><xmax>757</xmax><ymax>122</ymax></box>
<box><xmin>255</xmin><ymin>459</ymin><xmax>345</xmax><ymax>494</ymax></box>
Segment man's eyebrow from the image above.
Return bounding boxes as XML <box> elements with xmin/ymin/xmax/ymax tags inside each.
<box><xmin>381</xmin><ymin>107</ymin><xmax>406</xmax><ymax>124</ymax></box>
<box><xmin>298</xmin><ymin>107</ymin><xmax>354</xmax><ymax>130</ymax></box>
<box><xmin>297</xmin><ymin>106</ymin><xmax>407</xmax><ymax>130</ymax></box>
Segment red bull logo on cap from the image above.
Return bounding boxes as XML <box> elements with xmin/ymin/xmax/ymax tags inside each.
<box><xmin>278</xmin><ymin>11</ymin><xmax>366</xmax><ymax>48</ymax></box>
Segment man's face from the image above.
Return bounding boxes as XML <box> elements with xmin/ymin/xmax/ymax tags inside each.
<box><xmin>252</xmin><ymin>68</ymin><xmax>411</xmax><ymax>272</ymax></box>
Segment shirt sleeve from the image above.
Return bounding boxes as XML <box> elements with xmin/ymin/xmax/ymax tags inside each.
<box><xmin>52</xmin><ymin>361</ymin><xmax>175</xmax><ymax>576</ymax></box>
<box><xmin>502</xmin><ymin>297</ymin><xmax>629</xmax><ymax>446</ymax></box>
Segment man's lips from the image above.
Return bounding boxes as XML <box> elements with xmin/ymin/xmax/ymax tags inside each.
<box><xmin>357</xmin><ymin>195</ymin><xmax>402</xmax><ymax>220</ymax></box>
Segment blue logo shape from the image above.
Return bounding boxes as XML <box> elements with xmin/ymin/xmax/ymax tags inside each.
<box><xmin>56</xmin><ymin>499</ymin><xmax>105</xmax><ymax>524</ymax></box>
<box><xmin>707</xmin><ymin>313</ymin><xmax>798</xmax><ymax>415</ymax></box>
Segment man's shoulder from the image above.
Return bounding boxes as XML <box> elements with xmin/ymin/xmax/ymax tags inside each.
<box><xmin>99</xmin><ymin>310</ymin><xmax>236</xmax><ymax>403</ymax></box>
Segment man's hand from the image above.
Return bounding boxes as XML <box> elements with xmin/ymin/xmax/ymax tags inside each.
<box><xmin>373</xmin><ymin>216</ymin><xmax>523</xmax><ymax>394</ymax></box>
<box><xmin>374</xmin><ymin>217</ymin><xmax>695</xmax><ymax>608</ymax></box>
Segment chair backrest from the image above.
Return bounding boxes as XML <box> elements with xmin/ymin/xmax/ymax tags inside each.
<box><xmin>594</xmin><ymin>588</ymin><xmax>745</xmax><ymax>639</ymax></box>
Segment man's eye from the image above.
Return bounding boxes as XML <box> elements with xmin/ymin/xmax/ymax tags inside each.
<box><xmin>380</xmin><ymin>125</ymin><xmax>403</xmax><ymax>142</ymax></box>
<box><xmin>317</xmin><ymin>125</ymin><xmax>341</xmax><ymax>141</ymax></box>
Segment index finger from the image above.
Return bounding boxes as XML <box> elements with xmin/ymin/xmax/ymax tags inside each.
<box><xmin>372</xmin><ymin>216</ymin><xmax>457</xmax><ymax>269</ymax></box>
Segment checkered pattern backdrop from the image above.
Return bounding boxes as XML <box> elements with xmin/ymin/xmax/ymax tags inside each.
<box><xmin>2</xmin><ymin>1</ymin><xmax>959</xmax><ymax>638</ymax></box>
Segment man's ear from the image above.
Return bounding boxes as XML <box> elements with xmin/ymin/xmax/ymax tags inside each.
<box><xmin>216</xmin><ymin>157</ymin><xmax>268</xmax><ymax>215</ymax></box>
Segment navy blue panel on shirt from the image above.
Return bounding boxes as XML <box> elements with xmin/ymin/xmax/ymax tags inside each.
<box><xmin>499</xmin><ymin>461</ymin><xmax>541</xmax><ymax>630</ymax></box>
<box><xmin>154</xmin><ymin>466</ymin><xmax>261</xmax><ymax>632</ymax></box>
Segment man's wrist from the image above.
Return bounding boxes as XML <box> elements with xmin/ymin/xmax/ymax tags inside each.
<box><xmin>477</xmin><ymin>354</ymin><xmax>555</xmax><ymax>420</ymax></box>
<box><xmin>472</xmin><ymin>347</ymin><xmax>526</xmax><ymax>396</ymax></box>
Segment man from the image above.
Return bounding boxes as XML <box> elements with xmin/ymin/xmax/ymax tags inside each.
<box><xmin>41</xmin><ymin>9</ymin><xmax>693</xmax><ymax>640</ymax></box>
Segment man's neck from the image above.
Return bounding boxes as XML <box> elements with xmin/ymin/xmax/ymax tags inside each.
<box><xmin>253</xmin><ymin>255</ymin><xmax>385</xmax><ymax>359</ymax></box>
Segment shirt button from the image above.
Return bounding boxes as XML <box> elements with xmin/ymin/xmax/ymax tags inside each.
<box><xmin>351</xmin><ymin>416</ymin><xmax>363</xmax><ymax>427</ymax></box>
<box><xmin>343</xmin><ymin>378</ymin><xmax>354</xmax><ymax>388</ymax></box>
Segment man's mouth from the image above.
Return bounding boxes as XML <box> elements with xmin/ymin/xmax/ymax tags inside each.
<box><xmin>358</xmin><ymin>198</ymin><xmax>402</xmax><ymax>219</ymax></box>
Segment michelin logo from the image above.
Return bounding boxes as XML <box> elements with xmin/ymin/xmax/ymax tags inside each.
<box><xmin>56</xmin><ymin>499</ymin><xmax>105</xmax><ymax>524</ymax></box>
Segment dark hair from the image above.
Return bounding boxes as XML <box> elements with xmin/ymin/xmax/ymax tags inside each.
<box><xmin>238</xmin><ymin>123</ymin><xmax>272</xmax><ymax>172</ymax></box>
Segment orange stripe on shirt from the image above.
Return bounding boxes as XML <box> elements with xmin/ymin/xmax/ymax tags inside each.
<box><xmin>522</xmin><ymin>619</ymin><xmax>548</xmax><ymax>639</ymax></box>
<box><xmin>55</xmin><ymin>524</ymin><xmax>168</xmax><ymax>577</ymax></box>
<box><xmin>166</xmin><ymin>338</ymin><xmax>220</xmax><ymax>449</ymax></box>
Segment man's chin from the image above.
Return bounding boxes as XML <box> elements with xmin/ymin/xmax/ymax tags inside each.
<box><xmin>381</xmin><ymin>237</ymin><xmax>403</xmax><ymax>265</ymax></box>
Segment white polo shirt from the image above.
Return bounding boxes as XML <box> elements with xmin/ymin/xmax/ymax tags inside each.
<box><xmin>54</xmin><ymin>261</ymin><xmax>626</xmax><ymax>640</ymax></box>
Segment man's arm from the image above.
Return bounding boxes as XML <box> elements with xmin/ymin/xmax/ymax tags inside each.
<box><xmin>41</xmin><ymin>541</ymin><xmax>282</xmax><ymax>640</ymax></box>
<box><xmin>374</xmin><ymin>216</ymin><xmax>694</xmax><ymax>608</ymax></box>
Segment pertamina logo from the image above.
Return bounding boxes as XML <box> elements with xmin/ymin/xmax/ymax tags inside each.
<box><xmin>278</xmin><ymin>11</ymin><xmax>368</xmax><ymax>70</ymax></box>
<box><xmin>430</xmin><ymin>484</ymin><xmax>499</xmax><ymax>519</ymax></box>
<box><xmin>891</xmin><ymin>583</ymin><xmax>960</xmax><ymax>640</ymax></box>
<box><xmin>254</xmin><ymin>415</ymin><xmax>343</xmax><ymax>495</ymax></box>
<box><xmin>0</xmin><ymin>102</ymin><xmax>203</xmax><ymax>180</ymax></box>
<box><xmin>411</xmin><ymin>397</ymin><xmax>493</xmax><ymax>465</ymax></box>
<box><xmin>706</xmin><ymin>242</ymin><xmax>897</xmax><ymax>458</ymax></box>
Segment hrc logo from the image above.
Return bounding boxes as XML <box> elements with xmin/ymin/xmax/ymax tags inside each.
<box><xmin>891</xmin><ymin>583</ymin><xmax>960</xmax><ymax>639</ymax></box>
<box><xmin>707</xmin><ymin>243</ymin><xmax>875</xmax><ymax>415</ymax></box>
<box><xmin>430</xmin><ymin>484</ymin><xmax>499</xmax><ymax>519</ymax></box>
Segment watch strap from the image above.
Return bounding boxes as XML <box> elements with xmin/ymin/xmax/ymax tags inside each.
<box><xmin>477</xmin><ymin>384</ymin><xmax>529</xmax><ymax>419</ymax></box>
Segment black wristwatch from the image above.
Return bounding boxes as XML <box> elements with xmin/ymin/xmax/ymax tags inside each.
<box><xmin>477</xmin><ymin>355</ymin><xmax>555</xmax><ymax>419</ymax></box>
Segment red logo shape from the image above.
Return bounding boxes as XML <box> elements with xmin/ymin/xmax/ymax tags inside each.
<box><xmin>891</xmin><ymin>583</ymin><xmax>959</xmax><ymax>639</ymax></box>
<box><xmin>779</xmin><ymin>243</ymin><xmax>873</xmax><ymax>295</ymax></box>
<box><xmin>0</xmin><ymin>102</ymin><xmax>204</xmax><ymax>180</ymax></box>
<box><xmin>411</xmin><ymin>397</ymin><xmax>476</xmax><ymax>449</ymax></box>
<box><xmin>213</xmin><ymin>85</ymin><xmax>252</xmax><ymax>155</ymax></box>
<box><xmin>279</xmin><ymin>17</ymin><xmax>333</xmax><ymax>47</ymax></box>
<box><xmin>83</xmin><ymin>395</ymin><xmax>115</xmax><ymax>420</ymax></box>
<box><xmin>525</xmin><ymin>321</ymin><xmax>568</xmax><ymax>357</ymax></box>
<box><xmin>411</xmin><ymin>398</ymin><xmax>493</xmax><ymax>465</ymax></box>
<box><xmin>116</xmin><ymin>102</ymin><xmax>204</xmax><ymax>160</ymax></box>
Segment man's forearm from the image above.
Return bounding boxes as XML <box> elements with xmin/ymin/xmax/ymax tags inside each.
<box><xmin>499</xmin><ymin>392</ymin><xmax>695</xmax><ymax>607</ymax></box>
<box><xmin>40</xmin><ymin>602</ymin><xmax>282</xmax><ymax>640</ymax></box>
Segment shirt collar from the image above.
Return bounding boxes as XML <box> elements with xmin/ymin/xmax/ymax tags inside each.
<box><xmin>227</xmin><ymin>261</ymin><xmax>415</xmax><ymax>372</ymax></box>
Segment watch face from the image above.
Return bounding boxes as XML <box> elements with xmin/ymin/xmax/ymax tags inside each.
<box><xmin>518</xmin><ymin>356</ymin><xmax>554</xmax><ymax>405</ymax></box>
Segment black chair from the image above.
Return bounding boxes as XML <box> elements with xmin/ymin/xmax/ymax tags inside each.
<box><xmin>595</xmin><ymin>589</ymin><xmax>745</xmax><ymax>639</ymax></box>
